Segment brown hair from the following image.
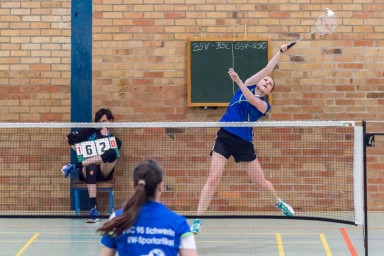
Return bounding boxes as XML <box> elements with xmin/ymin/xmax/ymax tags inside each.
<box><xmin>94</xmin><ymin>108</ymin><xmax>115</xmax><ymax>122</ymax></box>
<box><xmin>96</xmin><ymin>160</ymin><xmax>163</xmax><ymax>236</ymax></box>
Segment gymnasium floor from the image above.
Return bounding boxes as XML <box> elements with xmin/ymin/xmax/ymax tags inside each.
<box><xmin>0</xmin><ymin>212</ymin><xmax>382</xmax><ymax>256</ymax></box>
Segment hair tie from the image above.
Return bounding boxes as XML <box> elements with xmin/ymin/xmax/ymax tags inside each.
<box><xmin>138</xmin><ymin>180</ymin><xmax>146</xmax><ymax>186</ymax></box>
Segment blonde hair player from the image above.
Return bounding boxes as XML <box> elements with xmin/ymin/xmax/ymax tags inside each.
<box><xmin>190</xmin><ymin>43</ymin><xmax>294</xmax><ymax>234</ymax></box>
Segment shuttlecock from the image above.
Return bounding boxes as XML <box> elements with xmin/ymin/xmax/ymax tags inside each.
<box><xmin>326</xmin><ymin>8</ymin><xmax>335</xmax><ymax>17</ymax></box>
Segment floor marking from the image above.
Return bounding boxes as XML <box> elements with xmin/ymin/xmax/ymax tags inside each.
<box><xmin>340</xmin><ymin>228</ymin><xmax>358</xmax><ymax>256</ymax></box>
<box><xmin>2</xmin><ymin>240</ymin><xmax>98</xmax><ymax>243</ymax></box>
<box><xmin>320</xmin><ymin>233</ymin><xmax>332</xmax><ymax>256</ymax></box>
<box><xmin>16</xmin><ymin>232</ymin><xmax>39</xmax><ymax>256</ymax></box>
<box><xmin>0</xmin><ymin>231</ymin><xmax>98</xmax><ymax>235</ymax></box>
<box><xmin>188</xmin><ymin>232</ymin><xmax>328</xmax><ymax>235</ymax></box>
<box><xmin>276</xmin><ymin>233</ymin><xmax>285</xmax><ymax>256</ymax></box>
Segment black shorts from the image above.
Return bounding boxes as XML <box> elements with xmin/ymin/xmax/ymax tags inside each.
<box><xmin>211</xmin><ymin>128</ymin><xmax>256</xmax><ymax>163</ymax></box>
<box><xmin>78</xmin><ymin>165</ymin><xmax>114</xmax><ymax>181</ymax></box>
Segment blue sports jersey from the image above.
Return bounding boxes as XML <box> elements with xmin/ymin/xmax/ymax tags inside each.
<box><xmin>100</xmin><ymin>201</ymin><xmax>193</xmax><ymax>256</ymax></box>
<box><xmin>220</xmin><ymin>85</ymin><xmax>271</xmax><ymax>142</ymax></box>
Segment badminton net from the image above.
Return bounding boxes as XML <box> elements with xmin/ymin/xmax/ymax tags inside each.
<box><xmin>0</xmin><ymin>121</ymin><xmax>363</xmax><ymax>225</ymax></box>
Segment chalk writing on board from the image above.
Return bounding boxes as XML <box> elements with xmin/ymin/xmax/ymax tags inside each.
<box><xmin>187</xmin><ymin>38</ymin><xmax>270</xmax><ymax>107</ymax></box>
<box><xmin>191</xmin><ymin>42</ymin><xmax>268</xmax><ymax>52</ymax></box>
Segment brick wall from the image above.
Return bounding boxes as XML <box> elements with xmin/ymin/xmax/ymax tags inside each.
<box><xmin>0</xmin><ymin>1</ymin><xmax>71</xmax><ymax>121</ymax></box>
<box><xmin>0</xmin><ymin>0</ymin><xmax>383</xmax><ymax>211</ymax></box>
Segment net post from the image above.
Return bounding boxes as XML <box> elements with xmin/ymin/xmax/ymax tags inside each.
<box><xmin>353</xmin><ymin>125</ymin><xmax>364</xmax><ymax>226</ymax></box>
<box><xmin>362</xmin><ymin>120</ymin><xmax>368</xmax><ymax>256</ymax></box>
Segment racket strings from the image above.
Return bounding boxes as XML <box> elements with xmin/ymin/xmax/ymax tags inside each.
<box><xmin>315</xmin><ymin>15</ymin><xmax>338</xmax><ymax>35</ymax></box>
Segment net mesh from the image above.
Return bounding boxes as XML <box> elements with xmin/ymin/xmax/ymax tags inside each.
<box><xmin>0</xmin><ymin>122</ymin><xmax>357</xmax><ymax>224</ymax></box>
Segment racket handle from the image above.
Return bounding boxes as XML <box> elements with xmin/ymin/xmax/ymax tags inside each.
<box><xmin>280</xmin><ymin>41</ymin><xmax>296</xmax><ymax>52</ymax></box>
<box><xmin>287</xmin><ymin>41</ymin><xmax>296</xmax><ymax>49</ymax></box>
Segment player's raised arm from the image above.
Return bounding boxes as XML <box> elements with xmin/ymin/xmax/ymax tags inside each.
<box><xmin>243</xmin><ymin>43</ymin><xmax>289</xmax><ymax>87</ymax></box>
<box><xmin>228</xmin><ymin>68</ymin><xmax>269</xmax><ymax>113</ymax></box>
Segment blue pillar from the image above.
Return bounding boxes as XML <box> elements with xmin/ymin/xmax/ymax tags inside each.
<box><xmin>70</xmin><ymin>0</ymin><xmax>92</xmax><ymax>212</ymax></box>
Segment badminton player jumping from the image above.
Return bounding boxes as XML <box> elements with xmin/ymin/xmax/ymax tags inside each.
<box><xmin>191</xmin><ymin>43</ymin><xmax>294</xmax><ymax>234</ymax></box>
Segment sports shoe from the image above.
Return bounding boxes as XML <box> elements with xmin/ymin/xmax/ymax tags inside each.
<box><xmin>190</xmin><ymin>219</ymin><xmax>202</xmax><ymax>234</ymax></box>
<box><xmin>61</xmin><ymin>164</ymin><xmax>75</xmax><ymax>178</ymax></box>
<box><xmin>86</xmin><ymin>206</ymin><xmax>99</xmax><ymax>223</ymax></box>
<box><xmin>276</xmin><ymin>199</ymin><xmax>295</xmax><ymax>216</ymax></box>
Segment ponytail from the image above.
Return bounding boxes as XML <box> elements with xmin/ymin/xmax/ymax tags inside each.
<box><xmin>97</xmin><ymin>160</ymin><xmax>163</xmax><ymax>236</ymax></box>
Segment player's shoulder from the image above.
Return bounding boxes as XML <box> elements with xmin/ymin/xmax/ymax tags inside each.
<box><xmin>109</xmin><ymin>208</ymin><xmax>123</xmax><ymax>220</ymax></box>
<box><xmin>161</xmin><ymin>206</ymin><xmax>187</xmax><ymax>223</ymax></box>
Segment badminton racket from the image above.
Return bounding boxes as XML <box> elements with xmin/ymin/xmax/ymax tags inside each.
<box><xmin>281</xmin><ymin>8</ymin><xmax>338</xmax><ymax>51</ymax></box>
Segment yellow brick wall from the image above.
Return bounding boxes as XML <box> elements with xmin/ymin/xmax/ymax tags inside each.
<box><xmin>0</xmin><ymin>0</ymin><xmax>383</xmax><ymax>211</ymax></box>
<box><xmin>0</xmin><ymin>0</ymin><xmax>71</xmax><ymax>121</ymax></box>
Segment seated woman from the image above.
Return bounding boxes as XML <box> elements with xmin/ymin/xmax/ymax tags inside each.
<box><xmin>61</xmin><ymin>108</ymin><xmax>122</xmax><ymax>223</ymax></box>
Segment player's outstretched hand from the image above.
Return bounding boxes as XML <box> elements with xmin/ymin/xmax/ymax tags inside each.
<box><xmin>228</xmin><ymin>68</ymin><xmax>242</xmax><ymax>84</ymax></box>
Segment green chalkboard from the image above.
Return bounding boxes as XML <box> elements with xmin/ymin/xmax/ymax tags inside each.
<box><xmin>187</xmin><ymin>38</ymin><xmax>271</xmax><ymax>107</ymax></box>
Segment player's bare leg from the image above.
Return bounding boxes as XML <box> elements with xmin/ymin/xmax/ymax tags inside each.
<box><xmin>245</xmin><ymin>159</ymin><xmax>294</xmax><ymax>216</ymax></box>
<box><xmin>191</xmin><ymin>152</ymin><xmax>227</xmax><ymax>234</ymax></box>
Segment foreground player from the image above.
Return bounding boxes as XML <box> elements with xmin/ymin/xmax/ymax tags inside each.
<box><xmin>97</xmin><ymin>160</ymin><xmax>198</xmax><ymax>256</ymax></box>
<box><xmin>61</xmin><ymin>108</ymin><xmax>122</xmax><ymax>223</ymax></box>
<box><xmin>191</xmin><ymin>43</ymin><xmax>294</xmax><ymax>234</ymax></box>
